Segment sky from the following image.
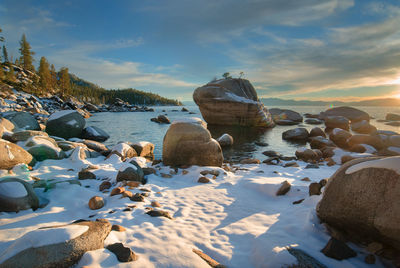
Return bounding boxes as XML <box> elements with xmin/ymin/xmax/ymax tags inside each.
<box><xmin>1</xmin><ymin>0</ymin><xmax>400</xmax><ymax>101</ymax></box>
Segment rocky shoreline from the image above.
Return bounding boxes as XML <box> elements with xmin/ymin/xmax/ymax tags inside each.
<box><xmin>1</xmin><ymin>83</ymin><xmax>400</xmax><ymax>267</ymax></box>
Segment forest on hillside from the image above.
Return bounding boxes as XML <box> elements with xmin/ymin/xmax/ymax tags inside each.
<box><xmin>0</xmin><ymin>28</ymin><xmax>182</xmax><ymax>106</ymax></box>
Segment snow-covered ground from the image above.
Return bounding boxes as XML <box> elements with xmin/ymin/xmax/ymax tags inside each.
<box><xmin>0</xmin><ymin>155</ymin><xmax>386</xmax><ymax>267</ymax></box>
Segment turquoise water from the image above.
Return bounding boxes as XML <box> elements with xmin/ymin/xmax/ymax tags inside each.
<box><xmin>86</xmin><ymin>105</ymin><xmax>400</xmax><ymax>161</ymax></box>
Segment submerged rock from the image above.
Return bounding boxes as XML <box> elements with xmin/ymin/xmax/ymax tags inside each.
<box><xmin>162</xmin><ymin>118</ymin><xmax>223</xmax><ymax>167</ymax></box>
<box><xmin>193</xmin><ymin>78</ymin><xmax>274</xmax><ymax>127</ymax></box>
<box><xmin>216</xmin><ymin>133</ymin><xmax>234</xmax><ymax>147</ymax></box>
<box><xmin>269</xmin><ymin>108</ymin><xmax>303</xmax><ymax>125</ymax></box>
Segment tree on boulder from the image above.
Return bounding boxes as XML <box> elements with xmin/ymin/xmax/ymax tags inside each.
<box><xmin>19</xmin><ymin>34</ymin><xmax>35</xmax><ymax>71</ymax></box>
<box><xmin>222</xmin><ymin>72</ymin><xmax>232</xmax><ymax>79</ymax></box>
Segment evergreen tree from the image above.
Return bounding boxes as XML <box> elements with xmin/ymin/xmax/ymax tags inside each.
<box><xmin>50</xmin><ymin>64</ymin><xmax>57</xmax><ymax>89</ymax></box>
<box><xmin>18</xmin><ymin>34</ymin><xmax>35</xmax><ymax>71</ymax></box>
<box><xmin>5</xmin><ymin>65</ymin><xmax>15</xmax><ymax>82</ymax></box>
<box><xmin>0</xmin><ymin>27</ymin><xmax>4</xmax><ymax>42</ymax></box>
<box><xmin>38</xmin><ymin>56</ymin><xmax>51</xmax><ymax>90</ymax></box>
<box><xmin>0</xmin><ymin>65</ymin><xmax>4</xmax><ymax>80</ymax></box>
<box><xmin>2</xmin><ymin>45</ymin><xmax>9</xmax><ymax>63</ymax></box>
<box><xmin>58</xmin><ymin>67</ymin><xmax>70</xmax><ymax>95</ymax></box>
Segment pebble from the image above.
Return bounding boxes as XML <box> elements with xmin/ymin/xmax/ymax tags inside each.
<box><xmin>110</xmin><ymin>187</ymin><xmax>125</xmax><ymax>196</ymax></box>
<box><xmin>88</xmin><ymin>196</ymin><xmax>104</xmax><ymax>210</ymax></box>
<box><xmin>198</xmin><ymin>177</ymin><xmax>210</xmax><ymax>183</ymax></box>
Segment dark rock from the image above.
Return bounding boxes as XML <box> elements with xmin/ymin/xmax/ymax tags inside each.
<box><xmin>309</xmin><ymin>182</ymin><xmax>322</xmax><ymax>196</ymax></box>
<box><xmin>287</xmin><ymin>247</ymin><xmax>328</xmax><ymax>268</ymax></box>
<box><xmin>106</xmin><ymin>243</ymin><xmax>138</xmax><ymax>262</ymax></box>
<box><xmin>365</xmin><ymin>254</ymin><xmax>375</xmax><ymax>264</ymax></box>
<box><xmin>130</xmin><ymin>193</ymin><xmax>145</xmax><ymax>202</ymax></box>
<box><xmin>305</xmin><ymin>164</ymin><xmax>319</xmax><ymax>169</ymax></box>
<box><xmin>324</xmin><ymin>116</ymin><xmax>350</xmax><ymax>130</ymax></box>
<box><xmin>255</xmin><ymin>141</ymin><xmax>268</xmax><ymax>146</ymax></box>
<box><xmin>4</xmin><ymin>111</ymin><xmax>40</xmax><ymax>130</ymax></box>
<box><xmin>239</xmin><ymin>158</ymin><xmax>260</xmax><ymax>164</ymax></box>
<box><xmin>284</xmin><ymin>161</ymin><xmax>299</xmax><ymax>167</ymax></box>
<box><xmin>386</xmin><ymin>113</ymin><xmax>400</xmax><ymax>121</ymax></box>
<box><xmin>310</xmin><ymin>136</ymin><xmax>335</xmax><ymax>149</ymax></box>
<box><xmin>216</xmin><ymin>133</ymin><xmax>234</xmax><ymax>147</ymax></box>
<box><xmin>321</xmin><ymin>238</ymin><xmax>357</xmax><ymax>260</ymax></box>
<box><xmin>116</xmin><ymin>161</ymin><xmax>145</xmax><ymax>183</ymax></box>
<box><xmin>320</xmin><ymin>106</ymin><xmax>370</xmax><ymax>122</ymax></box>
<box><xmin>78</xmin><ymin>169</ymin><xmax>96</xmax><ymax>180</ymax></box>
<box><xmin>198</xmin><ymin>177</ymin><xmax>210</xmax><ymax>183</ymax></box>
<box><xmin>0</xmin><ymin>177</ymin><xmax>39</xmax><ymax>212</ymax></box>
<box><xmin>262</xmin><ymin>150</ymin><xmax>280</xmax><ymax>157</ymax></box>
<box><xmin>99</xmin><ymin>181</ymin><xmax>112</xmax><ymax>191</ymax></box>
<box><xmin>146</xmin><ymin>209</ymin><xmax>173</xmax><ymax>219</ymax></box>
<box><xmin>309</xmin><ymin>127</ymin><xmax>326</xmax><ymax>138</ymax></box>
<box><xmin>269</xmin><ymin>108</ymin><xmax>303</xmax><ymax>123</ymax></box>
<box><xmin>292</xmin><ymin>199</ymin><xmax>305</xmax><ymax>205</ymax></box>
<box><xmin>46</xmin><ymin>110</ymin><xmax>86</xmax><ymax>139</ymax></box>
<box><xmin>305</xmin><ymin>118</ymin><xmax>323</xmax><ymax>125</ymax></box>
<box><xmin>276</xmin><ymin>180</ymin><xmax>291</xmax><ymax>196</ymax></box>
<box><xmin>282</xmin><ymin>128</ymin><xmax>309</xmax><ymax>141</ymax></box>
<box><xmin>81</xmin><ymin>126</ymin><xmax>110</xmax><ymax>142</ymax></box>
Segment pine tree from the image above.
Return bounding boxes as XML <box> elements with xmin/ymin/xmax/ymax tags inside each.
<box><xmin>2</xmin><ymin>45</ymin><xmax>9</xmax><ymax>63</ymax></box>
<box><xmin>18</xmin><ymin>34</ymin><xmax>35</xmax><ymax>71</ymax></box>
<box><xmin>50</xmin><ymin>64</ymin><xmax>57</xmax><ymax>89</ymax></box>
<box><xmin>58</xmin><ymin>67</ymin><xmax>70</xmax><ymax>95</ymax></box>
<box><xmin>0</xmin><ymin>27</ymin><xmax>4</xmax><ymax>43</ymax></box>
<box><xmin>38</xmin><ymin>56</ymin><xmax>51</xmax><ymax>90</ymax></box>
<box><xmin>0</xmin><ymin>66</ymin><xmax>4</xmax><ymax>80</ymax></box>
<box><xmin>5</xmin><ymin>65</ymin><xmax>15</xmax><ymax>82</ymax></box>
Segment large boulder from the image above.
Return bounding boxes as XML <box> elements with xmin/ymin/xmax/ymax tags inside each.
<box><xmin>351</xmin><ymin>120</ymin><xmax>377</xmax><ymax>134</ymax></box>
<box><xmin>193</xmin><ymin>78</ymin><xmax>274</xmax><ymax>127</ymax></box>
<box><xmin>386</xmin><ymin>113</ymin><xmax>400</xmax><ymax>121</ymax></box>
<box><xmin>80</xmin><ymin>126</ymin><xmax>110</xmax><ymax>142</ymax></box>
<box><xmin>0</xmin><ymin>139</ymin><xmax>33</xmax><ymax>169</ymax></box>
<box><xmin>11</xmin><ymin>130</ymin><xmax>48</xmax><ymax>142</ymax></box>
<box><xmin>329</xmin><ymin>128</ymin><xmax>352</xmax><ymax>148</ymax></box>
<box><xmin>347</xmin><ymin>134</ymin><xmax>384</xmax><ymax>150</ymax></box>
<box><xmin>324</xmin><ymin>116</ymin><xmax>350</xmax><ymax>131</ymax></box>
<box><xmin>269</xmin><ymin>108</ymin><xmax>303</xmax><ymax>125</ymax></box>
<box><xmin>163</xmin><ymin>118</ymin><xmax>223</xmax><ymax>167</ymax></box>
<box><xmin>319</xmin><ymin>106</ymin><xmax>370</xmax><ymax>122</ymax></box>
<box><xmin>4</xmin><ymin>112</ymin><xmax>40</xmax><ymax>130</ymax></box>
<box><xmin>0</xmin><ymin>177</ymin><xmax>39</xmax><ymax>212</ymax></box>
<box><xmin>25</xmin><ymin>136</ymin><xmax>62</xmax><ymax>161</ymax></box>
<box><xmin>116</xmin><ymin>161</ymin><xmax>145</xmax><ymax>183</ymax></box>
<box><xmin>45</xmin><ymin>110</ymin><xmax>86</xmax><ymax>139</ymax></box>
<box><xmin>0</xmin><ymin>220</ymin><xmax>112</xmax><ymax>268</ymax></box>
<box><xmin>0</xmin><ymin>117</ymin><xmax>15</xmax><ymax>132</ymax></box>
<box><xmin>317</xmin><ymin>157</ymin><xmax>400</xmax><ymax>250</ymax></box>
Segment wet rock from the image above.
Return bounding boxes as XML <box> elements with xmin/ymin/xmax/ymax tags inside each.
<box><xmin>305</xmin><ymin>164</ymin><xmax>319</xmax><ymax>169</ymax></box>
<box><xmin>151</xmin><ymin>114</ymin><xmax>170</xmax><ymax>124</ymax></box>
<box><xmin>88</xmin><ymin>196</ymin><xmax>104</xmax><ymax>210</ymax></box>
<box><xmin>309</xmin><ymin>136</ymin><xmax>335</xmax><ymax>149</ymax></box>
<box><xmin>239</xmin><ymin>158</ymin><xmax>260</xmax><ymax>164</ymax></box>
<box><xmin>282</xmin><ymin>128</ymin><xmax>309</xmax><ymax>141</ymax></box>
<box><xmin>284</xmin><ymin>161</ymin><xmax>299</xmax><ymax>167</ymax></box>
<box><xmin>80</xmin><ymin>126</ymin><xmax>110</xmax><ymax>142</ymax></box>
<box><xmin>320</xmin><ymin>106</ymin><xmax>370</xmax><ymax>122</ymax></box>
<box><xmin>305</xmin><ymin>118</ymin><xmax>323</xmax><ymax>125</ymax></box>
<box><xmin>321</xmin><ymin>238</ymin><xmax>357</xmax><ymax>260</ymax></box>
<box><xmin>106</xmin><ymin>243</ymin><xmax>138</xmax><ymax>262</ymax></box>
<box><xmin>351</xmin><ymin>120</ymin><xmax>377</xmax><ymax>134</ymax></box>
<box><xmin>262</xmin><ymin>150</ymin><xmax>280</xmax><ymax>157</ymax></box>
<box><xmin>255</xmin><ymin>141</ymin><xmax>268</xmax><ymax>146</ymax></box>
<box><xmin>324</xmin><ymin>116</ymin><xmax>350</xmax><ymax>130</ymax></box>
<box><xmin>276</xmin><ymin>180</ymin><xmax>291</xmax><ymax>196</ymax></box>
<box><xmin>347</xmin><ymin>134</ymin><xmax>384</xmax><ymax>150</ymax></box>
<box><xmin>270</xmin><ymin>108</ymin><xmax>303</xmax><ymax>124</ymax></box>
<box><xmin>295</xmin><ymin>148</ymin><xmax>321</xmax><ymax>162</ymax></box>
<box><xmin>329</xmin><ymin>128</ymin><xmax>352</xmax><ymax>148</ymax></box>
<box><xmin>309</xmin><ymin>127</ymin><xmax>326</xmax><ymax>138</ymax></box>
<box><xmin>99</xmin><ymin>181</ymin><xmax>111</xmax><ymax>191</ymax></box>
<box><xmin>216</xmin><ymin>133</ymin><xmax>234</xmax><ymax>147</ymax></box>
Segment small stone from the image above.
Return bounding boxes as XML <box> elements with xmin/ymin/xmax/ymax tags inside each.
<box><xmin>161</xmin><ymin>173</ymin><xmax>172</xmax><ymax>178</ymax></box>
<box><xmin>198</xmin><ymin>176</ymin><xmax>210</xmax><ymax>183</ymax></box>
<box><xmin>321</xmin><ymin>238</ymin><xmax>357</xmax><ymax>260</ymax></box>
<box><xmin>152</xmin><ymin>159</ymin><xmax>162</xmax><ymax>165</ymax></box>
<box><xmin>305</xmin><ymin>164</ymin><xmax>319</xmax><ymax>169</ymax></box>
<box><xmin>292</xmin><ymin>199</ymin><xmax>304</xmax><ymax>205</ymax></box>
<box><xmin>276</xmin><ymin>180</ymin><xmax>291</xmax><ymax>196</ymax></box>
<box><xmin>110</xmin><ymin>187</ymin><xmax>125</xmax><ymax>196</ymax></box>
<box><xmin>240</xmin><ymin>158</ymin><xmax>260</xmax><ymax>164</ymax></box>
<box><xmin>142</xmin><ymin>167</ymin><xmax>156</xmax><ymax>175</ymax></box>
<box><xmin>301</xmin><ymin>177</ymin><xmax>311</xmax><ymax>182</ymax></box>
<box><xmin>146</xmin><ymin>209</ymin><xmax>173</xmax><ymax>219</ymax></box>
<box><xmin>122</xmin><ymin>191</ymin><xmax>133</xmax><ymax>198</ymax></box>
<box><xmin>284</xmin><ymin>161</ymin><xmax>299</xmax><ymax>168</ymax></box>
<box><xmin>309</xmin><ymin>182</ymin><xmax>322</xmax><ymax>196</ymax></box>
<box><xmin>182</xmin><ymin>170</ymin><xmax>189</xmax><ymax>175</ymax></box>
<box><xmin>78</xmin><ymin>169</ymin><xmax>96</xmax><ymax>180</ymax></box>
<box><xmin>130</xmin><ymin>193</ymin><xmax>145</xmax><ymax>202</ymax></box>
<box><xmin>88</xmin><ymin>196</ymin><xmax>104</xmax><ymax>210</ymax></box>
<box><xmin>123</xmin><ymin>208</ymin><xmax>133</xmax><ymax>212</ymax></box>
<box><xmin>99</xmin><ymin>181</ymin><xmax>112</xmax><ymax>191</ymax></box>
<box><xmin>125</xmin><ymin>181</ymin><xmax>140</xmax><ymax>188</ymax></box>
<box><xmin>151</xmin><ymin>201</ymin><xmax>161</xmax><ymax>207</ymax></box>
<box><xmin>365</xmin><ymin>254</ymin><xmax>375</xmax><ymax>264</ymax></box>
<box><xmin>327</xmin><ymin>158</ymin><xmax>336</xmax><ymax>166</ymax></box>
<box><xmin>106</xmin><ymin>243</ymin><xmax>138</xmax><ymax>262</ymax></box>
<box><xmin>112</xmin><ymin>224</ymin><xmax>126</xmax><ymax>232</ymax></box>
<box><xmin>139</xmin><ymin>188</ymin><xmax>151</xmax><ymax>192</ymax></box>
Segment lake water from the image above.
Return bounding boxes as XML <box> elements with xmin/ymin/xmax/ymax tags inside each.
<box><xmin>86</xmin><ymin>105</ymin><xmax>400</xmax><ymax>162</ymax></box>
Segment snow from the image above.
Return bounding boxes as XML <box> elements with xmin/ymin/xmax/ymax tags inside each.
<box><xmin>133</xmin><ymin>141</ymin><xmax>151</xmax><ymax>147</ymax></box>
<box><xmin>388</xmin><ymin>146</ymin><xmax>400</xmax><ymax>154</ymax></box>
<box><xmin>5</xmin><ymin>144</ymin><xmax>14</xmax><ymax>160</ymax></box>
<box><xmin>332</xmin><ymin>128</ymin><xmax>344</xmax><ymax>135</ymax></box>
<box><xmin>66</xmin><ymin>119</ymin><xmax>78</xmax><ymax>127</ymax></box>
<box><xmin>172</xmin><ymin>117</ymin><xmax>205</xmax><ymax>126</ymax></box>
<box><xmin>0</xmin><ymin>181</ymin><xmax>27</xmax><ymax>198</ymax></box>
<box><xmin>223</xmin><ymin>92</ymin><xmax>258</xmax><ymax>104</ymax></box>
<box><xmin>331</xmin><ymin>148</ymin><xmax>374</xmax><ymax>164</ymax></box>
<box><xmin>0</xmin><ymin>225</ymin><xmax>89</xmax><ymax>263</ymax></box>
<box><xmin>346</xmin><ymin>156</ymin><xmax>400</xmax><ymax>175</ymax></box>
<box><xmin>48</xmin><ymin>110</ymin><xmax>76</xmax><ymax>121</ymax></box>
<box><xmin>0</xmin><ymin>154</ymin><xmax>384</xmax><ymax>268</ymax></box>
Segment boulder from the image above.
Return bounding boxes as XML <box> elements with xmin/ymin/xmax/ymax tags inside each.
<box><xmin>317</xmin><ymin>157</ymin><xmax>400</xmax><ymax>250</ymax></box>
<box><xmin>4</xmin><ymin>112</ymin><xmax>40</xmax><ymax>130</ymax></box>
<box><xmin>162</xmin><ymin>118</ymin><xmax>223</xmax><ymax>167</ymax></box>
<box><xmin>107</xmin><ymin>143</ymin><xmax>137</xmax><ymax>160</ymax></box>
<box><xmin>11</xmin><ymin>130</ymin><xmax>48</xmax><ymax>142</ymax></box>
<box><xmin>282</xmin><ymin>128</ymin><xmax>309</xmax><ymax>141</ymax></box>
<box><xmin>309</xmin><ymin>127</ymin><xmax>326</xmax><ymax>138</ymax></box>
<box><xmin>309</xmin><ymin>136</ymin><xmax>335</xmax><ymax>149</ymax></box>
<box><xmin>216</xmin><ymin>133</ymin><xmax>234</xmax><ymax>147</ymax></box>
<box><xmin>193</xmin><ymin>78</ymin><xmax>274</xmax><ymax>127</ymax></box>
<box><xmin>131</xmin><ymin>142</ymin><xmax>154</xmax><ymax>159</ymax></box>
<box><xmin>80</xmin><ymin>126</ymin><xmax>110</xmax><ymax>142</ymax></box>
<box><xmin>305</xmin><ymin>118</ymin><xmax>323</xmax><ymax>125</ymax></box>
<box><xmin>329</xmin><ymin>128</ymin><xmax>352</xmax><ymax>148</ymax></box>
<box><xmin>88</xmin><ymin>196</ymin><xmax>104</xmax><ymax>210</ymax></box>
<box><xmin>320</xmin><ymin>106</ymin><xmax>370</xmax><ymax>122</ymax></box>
<box><xmin>82</xmin><ymin>139</ymin><xmax>109</xmax><ymax>153</ymax></box>
<box><xmin>269</xmin><ymin>108</ymin><xmax>303</xmax><ymax>125</ymax></box>
<box><xmin>106</xmin><ymin>243</ymin><xmax>138</xmax><ymax>262</ymax></box>
<box><xmin>0</xmin><ymin>220</ymin><xmax>111</xmax><ymax>267</ymax></box>
<box><xmin>151</xmin><ymin>114</ymin><xmax>170</xmax><ymax>124</ymax></box>
<box><xmin>26</xmin><ymin>136</ymin><xmax>62</xmax><ymax>161</ymax></box>
<box><xmin>0</xmin><ymin>117</ymin><xmax>15</xmax><ymax>132</ymax></box>
<box><xmin>296</xmin><ymin>148</ymin><xmax>322</xmax><ymax>162</ymax></box>
<box><xmin>351</xmin><ymin>120</ymin><xmax>377</xmax><ymax>134</ymax></box>
<box><xmin>0</xmin><ymin>177</ymin><xmax>39</xmax><ymax>212</ymax></box>
<box><xmin>0</xmin><ymin>139</ymin><xmax>33</xmax><ymax>169</ymax></box>
<box><xmin>116</xmin><ymin>161</ymin><xmax>145</xmax><ymax>183</ymax></box>
<box><xmin>347</xmin><ymin>134</ymin><xmax>384</xmax><ymax>150</ymax></box>
<box><xmin>386</xmin><ymin>113</ymin><xmax>400</xmax><ymax>121</ymax></box>
<box><xmin>324</xmin><ymin>116</ymin><xmax>350</xmax><ymax>131</ymax></box>
<box><xmin>45</xmin><ymin>110</ymin><xmax>85</xmax><ymax>139</ymax></box>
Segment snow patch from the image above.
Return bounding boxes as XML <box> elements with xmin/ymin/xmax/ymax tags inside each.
<box><xmin>346</xmin><ymin>156</ymin><xmax>400</xmax><ymax>175</ymax></box>
<box><xmin>0</xmin><ymin>181</ymin><xmax>27</xmax><ymax>198</ymax></box>
<box><xmin>48</xmin><ymin>110</ymin><xmax>76</xmax><ymax>121</ymax></box>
